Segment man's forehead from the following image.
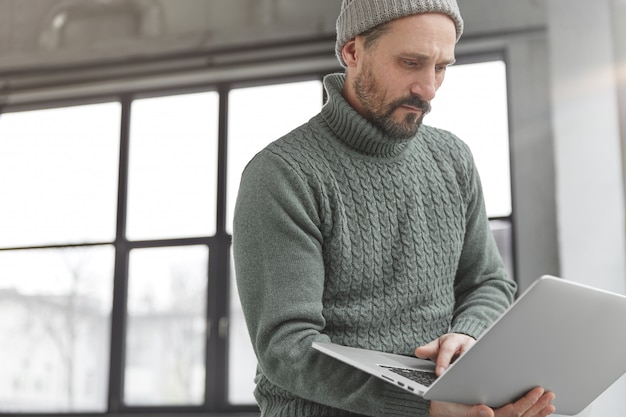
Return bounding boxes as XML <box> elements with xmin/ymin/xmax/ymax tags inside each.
<box><xmin>377</xmin><ymin>14</ymin><xmax>457</xmax><ymax>52</ymax></box>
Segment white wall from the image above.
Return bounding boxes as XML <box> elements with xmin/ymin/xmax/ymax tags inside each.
<box><xmin>547</xmin><ymin>0</ymin><xmax>626</xmax><ymax>416</ymax></box>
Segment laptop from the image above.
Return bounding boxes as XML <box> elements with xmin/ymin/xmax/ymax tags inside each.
<box><xmin>312</xmin><ymin>275</ymin><xmax>626</xmax><ymax>416</ymax></box>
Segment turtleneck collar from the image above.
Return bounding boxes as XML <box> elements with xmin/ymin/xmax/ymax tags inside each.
<box><xmin>320</xmin><ymin>73</ymin><xmax>416</xmax><ymax>158</ymax></box>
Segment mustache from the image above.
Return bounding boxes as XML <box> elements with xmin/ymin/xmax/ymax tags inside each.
<box><xmin>387</xmin><ymin>95</ymin><xmax>431</xmax><ymax>115</ymax></box>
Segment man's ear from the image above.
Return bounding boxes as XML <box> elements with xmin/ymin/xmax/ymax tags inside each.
<box><xmin>341</xmin><ymin>38</ymin><xmax>359</xmax><ymax>67</ymax></box>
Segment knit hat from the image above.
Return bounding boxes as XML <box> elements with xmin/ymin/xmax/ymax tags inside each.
<box><xmin>335</xmin><ymin>0</ymin><xmax>464</xmax><ymax>66</ymax></box>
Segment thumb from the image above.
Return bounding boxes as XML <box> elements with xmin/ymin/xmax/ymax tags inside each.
<box><xmin>469</xmin><ymin>405</ymin><xmax>494</xmax><ymax>417</ymax></box>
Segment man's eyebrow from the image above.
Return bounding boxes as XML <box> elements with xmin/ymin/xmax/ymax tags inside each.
<box><xmin>400</xmin><ymin>53</ymin><xmax>456</xmax><ymax>66</ymax></box>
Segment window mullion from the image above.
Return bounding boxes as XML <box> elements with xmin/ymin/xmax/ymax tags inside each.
<box><xmin>204</xmin><ymin>85</ymin><xmax>231</xmax><ymax>410</ymax></box>
<box><xmin>108</xmin><ymin>94</ymin><xmax>133</xmax><ymax>412</ymax></box>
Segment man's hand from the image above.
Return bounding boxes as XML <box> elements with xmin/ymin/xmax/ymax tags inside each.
<box><xmin>415</xmin><ymin>333</ymin><xmax>475</xmax><ymax>376</ymax></box>
<box><xmin>418</xmin><ymin>335</ymin><xmax>556</xmax><ymax>417</ymax></box>
<box><xmin>429</xmin><ymin>386</ymin><xmax>556</xmax><ymax>417</ymax></box>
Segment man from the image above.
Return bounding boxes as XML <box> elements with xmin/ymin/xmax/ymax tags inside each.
<box><xmin>233</xmin><ymin>0</ymin><xmax>556</xmax><ymax>416</ymax></box>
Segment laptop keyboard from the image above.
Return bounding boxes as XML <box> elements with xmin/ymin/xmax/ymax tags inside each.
<box><xmin>380</xmin><ymin>365</ymin><xmax>438</xmax><ymax>387</ymax></box>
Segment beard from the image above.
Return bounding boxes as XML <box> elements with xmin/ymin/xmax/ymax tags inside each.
<box><xmin>353</xmin><ymin>65</ymin><xmax>431</xmax><ymax>139</ymax></box>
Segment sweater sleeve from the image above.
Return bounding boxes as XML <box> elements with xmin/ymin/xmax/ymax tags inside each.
<box><xmin>450</xmin><ymin>148</ymin><xmax>517</xmax><ymax>338</ymax></box>
<box><xmin>232</xmin><ymin>149</ymin><xmax>430</xmax><ymax>417</ymax></box>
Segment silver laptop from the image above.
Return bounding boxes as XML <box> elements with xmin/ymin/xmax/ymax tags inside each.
<box><xmin>313</xmin><ymin>275</ymin><xmax>626</xmax><ymax>416</ymax></box>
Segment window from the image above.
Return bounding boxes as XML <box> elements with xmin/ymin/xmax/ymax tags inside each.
<box><xmin>0</xmin><ymin>103</ymin><xmax>121</xmax><ymax>247</ymax></box>
<box><xmin>125</xmin><ymin>245</ymin><xmax>208</xmax><ymax>406</ymax></box>
<box><xmin>0</xmin><ymin>103</ymin><xmax>119</xmax><ymax>413</ymax></box>
<box><xmin>127</xmin><ymin>93</ymin><xmax>219</xmax><ymax>240</ymax></box>
<box><xmin>0</xmin><ymin>247</ymin><xmax>114</xmax><ymax>413</ymax></box>
<box><xmin>429</xmin><ymin>59</ymin><xmax>515</xmax><ymax>280</ymax></box>
<box><xmin>226</xmin><ymin>80</ymin><xmax>324</xmax><ymax>234</ymax></box>
<box><xmin>0</xmin><ymin>79</ymin><xmax>324</xmax><ymax>414</ymax></box>
<box><xmin>0</xmin><ymin>57</ymin><xmax>512</xmax><ymax>415</ymax></box>
<box><xmin>429</xmin><ymin>60</ymin><xmax>511</xmax><ymax>218</ymax></box>
<box><xmin>226</xmin><ymin>80</ymin><xmax>324</xmax><ymax>404</ymax></box>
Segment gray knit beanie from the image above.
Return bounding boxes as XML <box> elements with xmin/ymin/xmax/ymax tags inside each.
<box><xmin>335</xmin><ymin>0</ymin><xmax>464</xmax><ymax>66</ymax></box>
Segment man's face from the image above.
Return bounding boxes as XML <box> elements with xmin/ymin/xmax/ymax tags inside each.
<box><xmin>342</xmin><ymin>13</ymin><xmax>457</xmax><ymax>139</ymax></box>
<box><xmin>353</xmin><ymin>58</ymin><xmax>432</xmax><ymax>139</ymax></box>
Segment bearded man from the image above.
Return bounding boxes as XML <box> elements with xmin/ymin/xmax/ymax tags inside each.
<box><xmin>233</xmin><ymin>1</ymin><xmax>556</xmax><ymax>416</ymax></box>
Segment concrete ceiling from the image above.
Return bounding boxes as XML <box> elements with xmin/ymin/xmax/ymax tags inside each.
<box><xmin>0</xmin><ymin>0</ymin><xmax>546</xmax><ymax>72</ymax></box>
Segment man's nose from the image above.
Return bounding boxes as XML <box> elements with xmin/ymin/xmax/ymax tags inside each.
<box><xmin>410</xmin><ymin>70</ymin><xmax>438</xmax><ymax>102</ymax></box>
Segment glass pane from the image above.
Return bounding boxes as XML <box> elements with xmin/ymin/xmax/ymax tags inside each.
<box><xmin>229</xmin><ymin>249</ymin><xmax>257</xmax><ymax>404</ymax></box>
<box><xmin>127</xmin><ymin>92</ymin><xmax>219</xmax><ymax>240</ymax></box>
<box><xmin>428</xmin><ymin>60</ymin><xmax>512</xmax><ymax>218</ymax></box>
<box><xmin>226</xmin><ymin>79</ymin><xmax>323</xmax><ymax>234</ymax></box>
<box><xmin>490</xmin><ymin>219</ymin><xmax>514</xmax><ymax>281</ymax></box>
<box><xmin>226</xmin><ymin>80</ymin><xmax>323</xmax><ymax>405</ymax></box>
<box><xmin>0</xmin><ymin>246</ymin><xmax>114</xmax><ymax>413</ymax></box>
<box><xmin>0</xmin><ymin>103</ymin><xmax>121</xmax><ymax>248</ymax></box>
<box><xmin>124</xmin><ymin>245</ymin><xmax>208</xmax><ymax>406</ymax></box>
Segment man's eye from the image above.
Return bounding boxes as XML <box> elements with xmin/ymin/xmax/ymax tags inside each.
<box><xmin>403</xmin><ymin>60</ymin><xmax>419</xmax><ymax>68</ymax></box>
<box><xmin>435</xmin><ymin>65</ymin><xmax>448</xmax><ymax>73</ymax></box>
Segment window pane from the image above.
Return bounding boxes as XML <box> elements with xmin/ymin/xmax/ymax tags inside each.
<box><xmin>226</xmin><ymin>80</ymin><xmax>323</xmax><ymax>405</ymax></box>
<box><xmin>226</xmin><ymin>80</ymin><xmax>323</xmax><ymax>234</ymax></box>
<box><xmin>124</xmin><ymin>245</ymin><xmax>208</xmax><ymax>406</ymax></box>
<box><xmin>229</xmin><ymin>249</ymin><xmax>257</xmax><ymax>405</ymax></box>
<box><xmin>0</xmin><ymin>246</ymin><xmax>114</xmax><ymax>413</ymax></box>
<box><xmin>491</xmin><ymin>219</ymin><xmax>515</xmax><ymax>281</ymax></box>
<box><xmin>428</xmin><ymin>60</ymin><xmax>512</xmax><ymax>217</ymax></box>
<box><xmin>0</xmin><ymin>103</ymin><xmax>121</xmax><ymax>248</ymax></box>
<box><xmin>127</xmin><ymin>92</ymin><xmax>219</xmax><ymax>240</ymax></box>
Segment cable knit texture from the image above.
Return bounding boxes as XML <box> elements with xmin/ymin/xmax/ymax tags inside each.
<box><xmin>233</xmin><ymin>73</ymin><xmax>516</xmax><ymax>417</ymax></box>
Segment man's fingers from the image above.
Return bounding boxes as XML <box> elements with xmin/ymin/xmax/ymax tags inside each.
<box><xmin>518</xmin><ymin>387</ymin><xmax>547</xmax><ymax>411</ymax></box>
<box><xmin>496</xmin><ymin>387</ymin><xmax>543</xmax><ymax>416</ymax></box>
<box><xmin>495</xmin><ymin>387</ymin><xmax>556</xmax><ymax>417</ymax></box>
<box><xmin>416</xmin><ymin>333</ymin><xmax>475</xmax><ymax>376</ymax></box>
<box><xmin>526</xmin><ymin>390</ymin><xmax>556</xmax><ymax>417</ymax></box>
<box><xmin>435</xmin><ymin>335</ymin><xmax>471</xmax><ymax>376</ymax></box>
<box><xmin>429</xmin><ymin>401</ymin><xmax>494</xmax><ymax>417</ymax></box>
<box><xmin>415</xmin><ymin>339</ymin><xmax>439</xmax><ymax>360</ymax></box>
<box><xmin>430</xmin><ymin>388</ymin><xmax>555</xmax><ymax>417</ymax></box>
<box><xmin>435</xmin><ymin>342</ymin><xmax>457</xmax><ymax>375</ymax></box>
<box><xmin>472</xmin><ymin>405</ymin><xmax>495</xmax><ymax>417</ymax></box>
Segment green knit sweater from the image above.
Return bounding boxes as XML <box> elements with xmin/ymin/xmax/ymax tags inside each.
<box><xmin>232</xmin><ymin>73</ymin><xmax>516</xmax><ymax>417</ymax></box>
